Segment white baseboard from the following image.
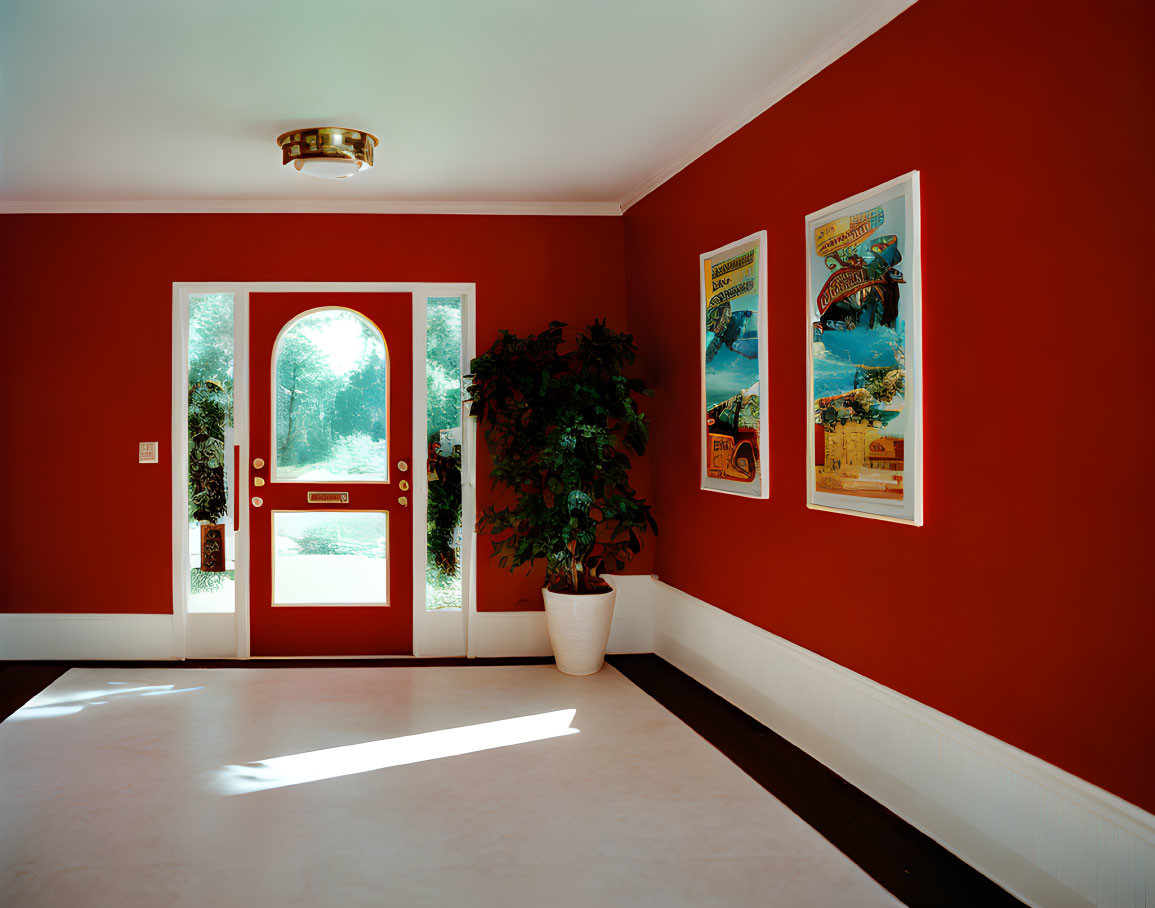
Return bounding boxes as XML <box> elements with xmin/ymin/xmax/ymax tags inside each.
<box><xmin>650</xmin><ymin>579</ymin><xmax>1155</xmax><ymax>908</ymax></box>
<box><xmin>0</xmin><ymin>573</ymin><xmax>656</xmax><ymax>662</ymax></box>
<box><xmin>605</xmin><ymin>574</ymin><xmax>655</xmax><ymax>654</ymax></box>
<box><xmin>186</xmin><ymin>612</ymin><xmax>238</xmax><ymax>659</ymax></box>
<box><xmin>470</xmin><ymin>610</ymin><xmax>551</xmax><ymax>658</ymax></box>
<box><xmin>416</xmin><ymin>607</ymin><xmax>467</xmax><ymax>658</ymax></box>
<box><xmin>0</xmin><ymin>613</ymin><xmax>175</xmax><ymax>660</ymax></box>
<box><xmin>469</xmin><ymin>574</ymin><xmax>655</xmax><ymax>658</ymax></box>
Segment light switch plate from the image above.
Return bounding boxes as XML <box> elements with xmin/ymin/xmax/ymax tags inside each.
<box><xmin>139</xmin><ymin>441</ymin><xmax>159</xmax><ymax>463</ymax></box>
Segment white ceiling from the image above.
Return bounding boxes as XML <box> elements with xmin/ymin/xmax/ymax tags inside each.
<box><xmin>0</xmin><ymin>0</ymin><xmax>913</xmax><ymax>212</ymax></box>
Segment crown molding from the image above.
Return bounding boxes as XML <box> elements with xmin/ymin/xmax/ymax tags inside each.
<box><xmin>0</xmin><ymin>199</ymin><xmax>624</xmax><ymax>216</ymax></box>
<box><xmin>618</xmin><ymin>0</ymin><xmax>919</xmax><ymax>213</ymax></box>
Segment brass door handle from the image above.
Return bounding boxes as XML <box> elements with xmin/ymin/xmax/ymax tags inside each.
<box><xmin>398</xmin><ymin>497</ymin><xmax>408</xmax><ymax>508</ymax></box>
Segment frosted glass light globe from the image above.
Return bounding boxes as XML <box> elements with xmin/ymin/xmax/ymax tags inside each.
<box><xmin>292</xmin><ymin>158</ymin><xmax>366</xmax><ymax>180</ymax></box>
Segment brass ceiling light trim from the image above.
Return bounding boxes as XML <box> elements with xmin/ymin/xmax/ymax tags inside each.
<box><xmin>276</xmin><ymin>127</ymin><xmax>379</xmax><ymax>180</ymax></box>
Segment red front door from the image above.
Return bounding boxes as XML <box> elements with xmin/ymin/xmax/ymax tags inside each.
<box><xmin>248</xmin><ymin>292</ymin><xmax>413</xmax><ymax>656</ymax></box>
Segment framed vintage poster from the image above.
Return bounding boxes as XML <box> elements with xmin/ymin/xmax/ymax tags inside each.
<box><xmin>805</xmin><ymin>172</ymin><xmax>922</xmax><ymax>524</ymax></box>
<box><xmin>701</xmin><ymin>231</ymin><xmax>769</xmax><ymax>498</ymax></box>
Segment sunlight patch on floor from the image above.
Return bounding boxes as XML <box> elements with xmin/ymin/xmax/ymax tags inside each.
<box><xmin>8</xmin><ymin>684</ymin><xmax>205</xmax><ymax>720</ymax></box>
<box><xmin>210</xmin><ymin>708</ymin><xmax>580</xmax><ymax>794</ymax></box>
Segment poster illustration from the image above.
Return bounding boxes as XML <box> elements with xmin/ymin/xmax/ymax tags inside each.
<box><xmin>701</xmin><ymin>231</ymin><xmax>768</xmax><ymax>498</ymax></box>
<box><xmin>806</xmin><ymin>173</ymin><xmax>922</xmax><ymax>524</ymax></box>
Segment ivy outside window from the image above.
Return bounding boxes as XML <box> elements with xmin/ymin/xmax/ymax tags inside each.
<box><xmin>426</xmin><ymin>296</ymin><xmax>463</xmax><ymax>610</ymax></box>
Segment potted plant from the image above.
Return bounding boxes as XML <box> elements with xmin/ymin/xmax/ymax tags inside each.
<box><xmin>467</xmin><ymin>320</ymin><xmax>657</xmax><ymax>675</ymax></box>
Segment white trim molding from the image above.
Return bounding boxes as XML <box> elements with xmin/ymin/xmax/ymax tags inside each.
<box><xmin>186</xmin><ymin>613</ymin><xmax>239</xmax><ymax>660</ymax></box>
<box><xmin>0</xmin><ymin>200</ymin><xmax>623</xmax><ymax>216</ymax></box>
<box><xmin>172</xmin><ymin>282</ymin><xmax>476</xmax><ymax>660</ymax></box>
<box><xmin>618</xmin><ymin>0</ymin><xmax>919</xmax><ymax>212</ymax></box>
<box><xmin>0</xmin><ymin>573</ymin><xmax>652</xmax><ymax>662</ymax></box>
<box><xmin>0</xmin><ymin>614</ymin><xmax>176</xmax><ymax>661</ymax></box>
<box><xmin>468</xmin><ymin>574</ymin><xmax>655</xmax><ymax>659</ymax></box>
<box><xmin>649</xmin><ymin>579</ymin><xmax>1155</xmax><ymax>908</ymax></box>
<box><xmin>469</xmin><ymin>610</ymin><xmax>551</xmax><ymax>659</ymax></box>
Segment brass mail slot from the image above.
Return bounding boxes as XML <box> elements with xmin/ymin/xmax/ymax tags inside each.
<box><xmin>307</xmin><ymin>491</ymin><xmax>349</xmax><ymax>504</ymax></box>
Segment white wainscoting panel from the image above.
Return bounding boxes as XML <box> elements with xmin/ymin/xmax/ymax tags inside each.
<box><xmin>605</xmin><ymin>574</ymin><xmax>655</xmax><ymax>655</ymax></box>
<box><xmin>0</xmin><ymin>614</ymin><xmax>175</xmax><ymax>661</ymax></box>
<box><xmin>470</xmin><ymin>574</ymin><xmax>654</xmax><ymax>659</ymax></box>
<box><xmin>186</xmin><ymin>613</ymin><xmax>238</xmax><ymax>659</ymax></box>
<box><xmin>417</xmin><ymin>607</ymin><xmax>467</xmax><ymax>658</ymax></box>
<box><xmin>470</xmin><ymin>610</ymin><xmax>551</xmax><ymax>659</ymax></box>
<box><xmin>650</xmin><ymin>579</ymin><xmax>1155</xmax><ymax>908</ymax></box>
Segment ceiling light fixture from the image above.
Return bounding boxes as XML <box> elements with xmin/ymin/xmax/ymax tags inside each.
<box><xmin>276</xmin><ymin>127</ymin><xmax>378</xmax><ymax>180</ymax></box>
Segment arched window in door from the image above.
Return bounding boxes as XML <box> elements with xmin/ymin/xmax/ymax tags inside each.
<box><xmin>272</xmin><ymin>308</ymin><xmax>389</xmax><ymax>482</ymax></box>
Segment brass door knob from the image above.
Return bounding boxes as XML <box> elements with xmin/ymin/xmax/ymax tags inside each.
<box><xmin>253</xmin><ymin>477</ymin><xmax>265</xmax><ymax>487</ymax></box>
<box><xmin>253</xmin><ymin>457</ymin><xmax>265</xmax><ymax>469</ymax></box>
<box><xmin>251</xmin><ymin>497</ymin><xmax>264</xmax><ymax>508</ymax></box>
<box><xmin>398</xmin><ymin>496</ymin><xmax>408</xmax><ymax>508</ymax></box>
<box><xmin>397</xmin><ymin>461</ymin><xmax>408</xmax><ymax>472</ymax></box>
<box><xmin>399</xmin><ymin>480</ymin><xmax>409</xmax><ymax>491</ymax></box>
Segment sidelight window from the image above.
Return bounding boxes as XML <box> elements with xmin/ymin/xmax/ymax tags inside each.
<box><xmin>425</xmin><ymin>296</ymin><xmax>463</xmax><ymax>610</ymax></box>
<box><xmin>187</xmin><ymin>292</ymin><xmax>236</xmax><ymax>613</ymax></box>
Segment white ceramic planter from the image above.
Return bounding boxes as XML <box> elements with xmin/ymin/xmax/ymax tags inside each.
<box><xmin>542</xmin><ymin>586</ymin><xmax>616</xmax><ymax>676</ymax></box>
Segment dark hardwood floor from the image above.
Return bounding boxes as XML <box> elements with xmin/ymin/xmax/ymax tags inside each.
<box><xmin>607</xmin><ymin>653</ymin><xmax>1025</xmax><ymax>908</ymax></box>
<box><xmin>2</xmin><ymin>654</ymin><xmax>1024</xmax><ymax>906</ymax></box>
<box><xmin>0</xmin><ymin>662</ymin><xmax>68</xmax><ymax>723</ymax></box>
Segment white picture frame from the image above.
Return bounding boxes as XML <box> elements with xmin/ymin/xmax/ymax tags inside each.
<box><xmin>805</xmin><ymin>172</ymin><xmax>922</xmax><ymax>524</ymax></box>
<box><xmin>700</xmin><ymin>230</ymin><xmax>769</xmax><ymax>499</ymax></box>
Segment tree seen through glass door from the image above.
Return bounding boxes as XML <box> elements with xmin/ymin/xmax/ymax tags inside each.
<box><xmin>274</xmin><ymin>310</ymin><xmax>388</xmax><ymax>482</ymax></box>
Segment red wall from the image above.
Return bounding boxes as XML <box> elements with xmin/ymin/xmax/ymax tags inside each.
<box><xmin>624</xmin><ymin>0</ymin><xmax>1155</xmax><ymax>811</ymax></box>
<box><xmin>0</xmin><ymin>0</ymin><xmax>1149</xmax><ymax>813</ymax></box>
<box><xmin>0</xmin><ymin>213</ymin><xmax>636</xmax><ymax>615</ymax></box>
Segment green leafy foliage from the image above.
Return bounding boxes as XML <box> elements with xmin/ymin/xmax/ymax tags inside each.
<box><xmin>331</xmin><ymin>356</ymin><xmax>387</xmax><ymax>442</ymax></box>
<box><xmin>425</xmin><ymin>297</ymin><xmax>463</xmax><ymax>588</ymax></box>
<box><xmin>426</xmin><ymin>299</ymin><xmax>463</xmax><ymax>437</ymax></box>
<box><xmin>428</xmin><ymin>443</ymin><xmax>462</xmax><ymax>577</ymax></box>
<box><xmin>189</xmin><ymin>294</ymin><xmax>233</xmax><ymax>386</ymax></box>
<box><xmin>275</xmin><ymin>331</ymin><xmax>340</xmax><ymax>466</ymax></box>
<box><xmin>467</xmin><ymin>320</ymin><xmax>657</xmax><ymax>594</ymax></box>
<box><xmin>190</xmin><ymin>568</ymin><xmax>234</xmax><ymax>593</ymax></box>
<box><xmin>188</xmin><ymin>294</ymin><xmax>234</xmax><ymax>526</ymax></box>
<box><xmin>291</xmin><ymin>519</ymin><xmax>384</xmax><ymax>556</ymax></box>
<box><xmin>188</xmin><ymin>380</ymin><xmax>230</xmax><ymax>523</ymax></box>
<box><xmin>426</xmin><ymin>565</ymin><xmax>461</xmax><ymax>609</ymax></box>
<box><xmin>274</xmin><ymin>313</ymin><xmax>390</xmax><ymax>471</ymax></box>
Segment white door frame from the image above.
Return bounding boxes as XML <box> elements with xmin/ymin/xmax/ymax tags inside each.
<box><xmin>171</xmin><ymin>282</ymin><xmax>477</xmax><ymax>659</ymax></box>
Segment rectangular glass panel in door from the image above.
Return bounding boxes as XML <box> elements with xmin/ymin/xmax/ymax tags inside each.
<box><xmin>273</xmin><ymin>511</ymin><xmax>388</xmax><ymax>605</ymax></box>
